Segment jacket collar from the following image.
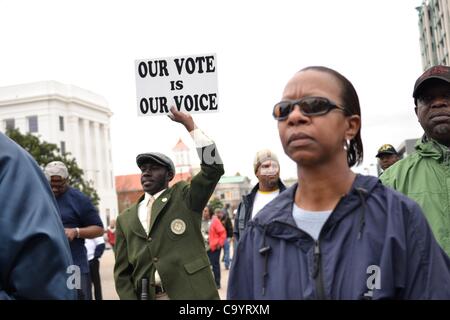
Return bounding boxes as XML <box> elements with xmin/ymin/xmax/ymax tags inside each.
<box><xmin>148</xmin><ymin>188</ymin><xmax>172</xmax><ymax>233</ymax></box>
<box><xmin>128</xmin><ymin>188</ymin><xmax>173</xmax><ymax>238</ymax></box>
<box><xmin>245</xmin><ymin>179</ymin><xmax>287</xmax><ymax>202</ymax></box>
<box><xmin>128</xmin><ymin>196</ymin><xmax>147</xmax><ymax>239</ymax></box>
<box><xmin>416</xmin><ymin>135</ymin><xmax>450</xmax><ymax>162</ymax></box>
<box><xmin>251</xmin><ymin>174</ymin><xmax>379</xmax><ymax>241</ymax></box>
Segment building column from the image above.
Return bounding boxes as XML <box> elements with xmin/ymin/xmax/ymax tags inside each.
<box><xmin>443</xmin><ymin>0</ymin><xmax>450</xmax><ymax>61</ymax></box>
<box><xmin>93</xmin><ymin>122</ymin><xmax>102</xmax><ymax>190</ymax></box>
<box><xmin>68</xmin><ymin>115</ymin><xmax>82</xmax><ymax>166</ymax></box>
<box><xmin>101</xmin><ymin>123</ymin><xmax>118</xmax><ymax>219</ymax></box>
<box><xmin>423</xmin><ymin>4</ymin><xmax>432</xmax><ymax>66</ymax></box>
<box><xmin>82</xmin><ymin>118</ymin><xmax>93</xmax><ymax>183</ymax></box>
<box><xmin>102</xmin><ymin>124</ymin><xmax>112</xmax><ymax>190</ymax></box>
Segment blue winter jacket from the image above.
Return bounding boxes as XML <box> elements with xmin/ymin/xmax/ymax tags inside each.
<box><xmin>227</xmin><ymin>174</ymin><xmax>450</xmax><ymax>299</ymax></box>
<box><xmin>0</xmin><ymin>133</ymin><xmax>76</xmax><ymax>299</ymax></box>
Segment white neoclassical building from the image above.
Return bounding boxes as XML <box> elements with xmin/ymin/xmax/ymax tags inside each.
<box><xmin>0</xmin><ymin>81</ymin><xmax>118</xmax><ymax>226</ymax></box>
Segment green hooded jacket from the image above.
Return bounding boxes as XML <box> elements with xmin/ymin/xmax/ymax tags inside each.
<box><xmin>381</xmin><ymin>137</ymin><xmax>450</xmax><ymax>256</ymax></box>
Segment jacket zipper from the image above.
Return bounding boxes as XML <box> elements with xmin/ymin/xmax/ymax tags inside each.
<box><xmin>267</xmin><ymin>220</ymin><xmax>329</xmax><ymax>299</ymax></box>
<box><xmin>313</xmin><ymin>240</ymin><xmax>326</xmax><ymax>299</ymax></box>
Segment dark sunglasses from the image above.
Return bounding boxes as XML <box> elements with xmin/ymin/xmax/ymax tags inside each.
<box><xmin>273</xmin><ymin>96</ymin><xmax>348</xmax><ymax>121</ymax></box>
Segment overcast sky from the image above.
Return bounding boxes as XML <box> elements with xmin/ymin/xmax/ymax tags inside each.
<box><xmin>0</xmin><ymin>0</ymin><xmax>426</xmax><ymax>182</ymax></box>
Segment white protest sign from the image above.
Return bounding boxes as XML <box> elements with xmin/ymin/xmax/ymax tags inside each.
<box><xmin>135</xmin><ymin>53</ymin><xmax>218</xmax><ymax>116</ymax></box>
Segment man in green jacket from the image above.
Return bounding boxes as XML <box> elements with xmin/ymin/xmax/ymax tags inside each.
<box><xmin>381</xmin><ymin>65</ymin><xmax>450</xmax><ymax>257</ymax></box>
<box><xmin>114</xmin><ymin>107</ymin><xmax>224</xmax><ymax>300</ymax></box>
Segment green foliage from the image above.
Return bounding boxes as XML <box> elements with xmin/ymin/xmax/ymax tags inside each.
<box><xmin>208</xmin><ymin>197</ymin><xmax>224</xmax><ymax>212</ymax></box>
<box><xmin>6</xmin><ymin>128</ymin><xmax>99</xmax><ymax>206</ymax></box>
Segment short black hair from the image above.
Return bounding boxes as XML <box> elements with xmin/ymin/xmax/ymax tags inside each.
<box><xmin>300</xmin><ymin>66</ymin><xmax>364</xmax><ymax>167</ymax></box>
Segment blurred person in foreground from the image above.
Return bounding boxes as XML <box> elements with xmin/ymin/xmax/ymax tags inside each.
<box><xmin>0</xmin><ymin>132</ymin><xmax>75</xmax><ymax>299</ymax></box>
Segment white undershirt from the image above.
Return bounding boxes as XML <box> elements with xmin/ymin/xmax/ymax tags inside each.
<box><xmin>251</xmin><ymin>189</ymin><xmax>280</xmax><ymax>219</ymax></box>
<box><xmin>292</xmin><ymin>204</ymin><xmax>332</xmax><ymax>240</ymax></box>
<box><xmin>84</xmin><ymin>236</ymin><xmax>105</xmax><ymax>261</ymax></box>
<box><xmin>138</xmin><ymin>189</ymin><xmax>166</xmax><ymax>234</ymax></box>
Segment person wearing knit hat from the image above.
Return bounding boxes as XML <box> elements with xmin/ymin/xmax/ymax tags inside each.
<box><xmin>253</xmin><ymin>149</ymin><xmax>279</xmax><ymax>173</ymax></box>
<box><xmin>233</xmin><ymin>149</ymin><xmax>286</xmax><ymax>242</ymax></box>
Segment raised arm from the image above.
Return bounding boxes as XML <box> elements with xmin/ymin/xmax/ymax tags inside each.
<box><xmin>168</xmin><ymin>106</ymin><xmax>225</xmax><ymax>213</ymax></box>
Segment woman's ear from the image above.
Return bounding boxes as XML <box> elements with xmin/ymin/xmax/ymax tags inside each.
<box><xmin>345</xmin><ymin>115</ymin><xmax>361</xmax><ymax>141</ymax></box>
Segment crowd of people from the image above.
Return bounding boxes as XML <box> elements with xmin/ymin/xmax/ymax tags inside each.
<box><xmin>1</xmin><ymin>65</ymin><xmax>449</xmax><ymax>300</ymax></box>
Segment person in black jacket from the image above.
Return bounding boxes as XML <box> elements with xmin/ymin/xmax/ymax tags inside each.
<box><xmin>233</xmin><ymin>149</ymin><xmax>286</xmax><ymax>243</ymax></box>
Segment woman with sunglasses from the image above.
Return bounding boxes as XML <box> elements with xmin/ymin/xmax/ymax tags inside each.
<box><xmin>227</xmin><ymin>66</ymin><xmax>450</xmax><ymax>299</ymax></box>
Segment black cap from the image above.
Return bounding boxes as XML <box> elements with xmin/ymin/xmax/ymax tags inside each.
<box><xmin>376</xmin><ymin>144</ymin><xmax>398</xmax><ymax>157</ymax></box>
<box><xmin>413</xmin><ymin>65</ymin><xmax>450</xmax><ymax>103</ymax></box>
<box><xmin>136</xmin><ymin>152</ymin><xmax>175</xmax><ymax>175</ymax></box>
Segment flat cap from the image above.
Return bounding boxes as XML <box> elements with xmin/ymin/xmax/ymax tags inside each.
<box><xmin>136</xmin><ymin>152</ymin><xmax>175</xmax><ymax>175</ymax></box>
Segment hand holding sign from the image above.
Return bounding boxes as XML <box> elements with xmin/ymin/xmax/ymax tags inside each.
<box><xmin>168</xmin><ymin>106</ymin><xmax>195</xmax><ymax>132</ymax></box>
<box><xmin>135</xmin><ymin>53</ymin><xmax>219</xmax><ymax>116</ymax></box>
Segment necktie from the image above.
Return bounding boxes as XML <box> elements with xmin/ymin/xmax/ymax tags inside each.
<box><xmin>146</xmin><ymin>196</ymin><xmax>155</xmax><ymax>233</ymax></box>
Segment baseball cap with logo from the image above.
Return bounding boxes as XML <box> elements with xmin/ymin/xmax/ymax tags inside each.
<box><xmin>413</xmin><ymin>65</ymin><xmax>450</xmax><ymax>104</ymax></box>
<box><xmin>376</xmin><ymin>144</ymin><xmax>398</xmax><ymax>158</ymax></box>
<box><xmin>44</xmin><ymin>161</ymin><xmax>69</xmax><ymax>181</ymax></box>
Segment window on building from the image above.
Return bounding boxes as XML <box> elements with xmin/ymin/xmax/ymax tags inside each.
<box><xmin>28</xmin><ymin>116</ymin><xmax>38</xmax><ymax>133</ymax></box>
<box><xmin>59</xmin><ymin>116</ymin><xmax>64</xmax><ymax>131</ymax></box>
<box><xmin>60</xmin><ymin>141</ymin><xmax>66</xmax><ymax>155</ymax></box>
<box><xmin>4</xmin><ymin>118</ymin><xmax>15</xmax><ymax>130</ymax></box>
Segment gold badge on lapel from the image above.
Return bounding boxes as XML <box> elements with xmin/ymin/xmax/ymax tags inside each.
<box><xmin>170</xmin><ymin>219</ymin><xmax>186</xmax><ymax>235</ymax></box>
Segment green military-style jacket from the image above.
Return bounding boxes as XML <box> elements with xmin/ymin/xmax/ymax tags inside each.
<box><xmin>114</xmin><ymin>145</ymin><xmax>224</xmax><ymax>300</ymax></box>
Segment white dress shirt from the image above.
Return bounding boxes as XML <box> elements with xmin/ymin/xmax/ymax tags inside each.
<box><xmin>138</xmin><ymin>189</ymin><xmax>166</xmax><ymax>234</ymax></box>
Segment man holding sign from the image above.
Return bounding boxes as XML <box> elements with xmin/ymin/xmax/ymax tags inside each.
<box><xmin>114</xmin><ymin>107</ymin><xmax>224</xmax><ymax>300</ymax></box>
<box><xmin>135</xmin><ymin>54</ymin><xmax>219</xmax><ymax>116</ymax></box>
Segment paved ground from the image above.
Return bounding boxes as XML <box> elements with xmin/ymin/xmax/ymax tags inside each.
<box><xmin>98</xmin><ymin>246</ymin><xmax>230</xmax><ymax>300</ymax></box>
